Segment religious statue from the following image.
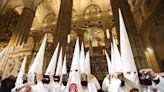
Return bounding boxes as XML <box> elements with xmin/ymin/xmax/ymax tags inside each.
<box><xmin>79</xmin><ymin>26</ymin><xmax>105</xmax><ymax>48</ymax></box>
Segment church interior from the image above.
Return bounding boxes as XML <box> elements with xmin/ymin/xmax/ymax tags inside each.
<box><xmin>0</xmin><ymin>0</ymin><xmax>164</xmax><ymax>85</ymax></box>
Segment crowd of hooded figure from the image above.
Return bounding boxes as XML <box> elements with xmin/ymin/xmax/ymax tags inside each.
<box><xmin>0</xmin><ymin>68</ymin><xmax>164</xmax><ymax>92</ymax></box>
<box><xmin>0</xmin><ymin>9</ymin><xmax>164</xmax><ymax>92</ymax></box>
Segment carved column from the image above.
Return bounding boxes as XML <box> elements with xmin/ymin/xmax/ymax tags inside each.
<box><xmin>54</xmin><ymin>0</ymin><xmax>73</xmax><ymax>52</ymax></box>
<box><xmin>110</xmin><ymin>0</ymin><xmax>148</xmax><ymax>69</ymax></box>
<box><xmin>1</xmin><ymin>0</ymin><xmax>43</xmax><ymax>78</ymax></box>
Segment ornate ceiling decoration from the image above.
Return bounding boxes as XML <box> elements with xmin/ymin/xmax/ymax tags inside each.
<box><xmin>0</xmin><ymin>0</ymin><xmax>113</xmax><ymax>43</ymax></box>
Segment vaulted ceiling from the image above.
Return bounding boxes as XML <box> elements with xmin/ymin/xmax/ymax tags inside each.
<box><xmin>1</xmin><ymin>0</ymin><xmax>113</xmax><ymax>31</ymax></box>
<box><xmin>0</xmin><ymin>0</ymin><xmax>115</xmax><ymax>46</ymax></box>
<box><xmin>2</xmin><ymin>0</ymin><xmax>160</xmax><ymax>45</ymax></box>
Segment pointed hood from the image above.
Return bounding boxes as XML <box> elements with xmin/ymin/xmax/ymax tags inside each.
<box><xmin>62</xmin><ymin>54</ymin><xmax>67</xmax><ymax>75</ymax></box>
<box><xmin>55</xmin><ymin>47</ymin><xmax>63</xmax><ymax>76</ymax></box>
<box><xmin>28</xmin><ymin>34</ymin><xmax>47</xmax><ymax>74</ymax></box>
<box><xmin>105</xmin><ymin>50</ymin><xmax>112</xmax><ymax>74</ymax></box>
<box><xmin>79</xmin><ymin>43</ymin><xmax>86</xmax><ymax>74</ymax></box>
<box><xmin>111</xmin><ymin>43</ymin><xmax>115</xmax><ymax>73</ymax></box>
<box><xmin>119</xmin><ymin>9</ymin><xmax>137</xmax><ymax>72</ymax></box>
<box><xmin>16</xmin><ymin>56</ymin><xmax>27</xmax><ymax>85</ymax></box>
<box><xmin>45</xmin><ymin>43</ymin><xmax>59</xmax><ymax>75</ymax></box>
<box><xmin>70</xmin><ymin>38</ymin><xmax>80</xmax><ymax>72</ymax></box>
<box><xmin>0</xmin><ymin>46</ymin><xmax>7</xmax><ymax>61</ymax></box>
<box><xmin>85</xmin><ymin>51</ymin><xmax>91</xmax><ymax>74</ymax></box>
<box><xmin>113</xmin><ymin>38</ymin><xmax>122</xmax><ymax>72</ymax></box>
<box><xmin>119</xmin><ymin>9</ymin><xmax>140</xmax><ymax>85</ymax></box>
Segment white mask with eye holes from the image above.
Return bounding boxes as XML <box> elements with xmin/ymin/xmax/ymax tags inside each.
<box><xmin>124</xmin><ymin>71</ymin><xmax>139</xmax><ymax>83</ymax></box>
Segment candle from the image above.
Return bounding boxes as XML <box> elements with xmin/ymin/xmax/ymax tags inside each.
<box><xmin>106</xmin><ymin>29</ymin><xmax>110</xmax><ymax>39</ymax></box>
<box><xmin>67</xmin><ymin>34</ymin><xmax>71</xmax><ymax>43</ymax></box>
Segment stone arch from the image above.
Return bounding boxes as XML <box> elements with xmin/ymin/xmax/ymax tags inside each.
<box><xmin>42</xmin><ymin>13</ymin><xmax>56</xmax><ymax>24</ymax></box>
<box><xmin>83</xmin><ymin>4</ymin><xmax>101</xmax><ymax>15</ymax></box>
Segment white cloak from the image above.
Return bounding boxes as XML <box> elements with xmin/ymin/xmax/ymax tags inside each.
<box><xmin>155</xmin><ymin>76</ymin><xmax>164</xmax><ymax>91</ymax></box>
<box><xmin>88</xmin><ymin>82</ymin><xmax>98</xmax><ymax>92</ymax></box>
<box><xmin>48</xmin><ymin>81</ymin><xmax>63</xmax><ymax>92</ymax></box>
<box><xmin>31</xmin><ymin>81</ymin><xmax>48</xmax><ymax>92</ymax></box>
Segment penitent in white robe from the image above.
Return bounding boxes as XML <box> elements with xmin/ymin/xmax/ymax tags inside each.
<box><xmin>123</xmin><ymin>76</ymin><xmax>164</xmax><ymax>92</ymax></box>
<box><xmin>102</xmin><ymin>77</ymin><xmax>143</xmax><ymax>92</ymax></box>
<box><xmin>121</xmin><ymin>78</ymin><xmax>145</xmax><ymax>92</ymax></box>
<box><xmin>102</xmin><ymin>75</ymin><xmax>164</xmax><ymax>92</ymax></box>
<box><xmin>143</xmin><ymin>75</ymin><xmax>164</xmax><ymax>92</ymax></box>
<box><xmin>31</xmin><ymin>81</ymin><xmax>48</xmax><ymax>92</ymax></box>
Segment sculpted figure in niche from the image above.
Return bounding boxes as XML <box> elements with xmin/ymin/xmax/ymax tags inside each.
<box><xmin>83</xmin><ymin>26</ymin><xmax>105</xmax><ymax>48</ymax></box>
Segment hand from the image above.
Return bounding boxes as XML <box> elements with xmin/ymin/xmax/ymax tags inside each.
<box><xmin>81</xmin><ymin>73</ymin><xmax>87</xmax><ymax>81</ymax></box>
<box><xmin>110</xmin><ymin>72</ymin><xmax>124</xmax><ymax>80</ymax></box>
<box><xmin>139</xmin><ymin>69</ymin><xmax>157</xmax><ymax>79</ymax></box>
<box><xmin>36</xmin><ymin>74</ymin><xmax>43</xmax><ymax>81</ymax></box>
<box><xmin>49</xmin><ymin>75</ymin><xmax>54</xmax><ymax>82</ymax></box>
